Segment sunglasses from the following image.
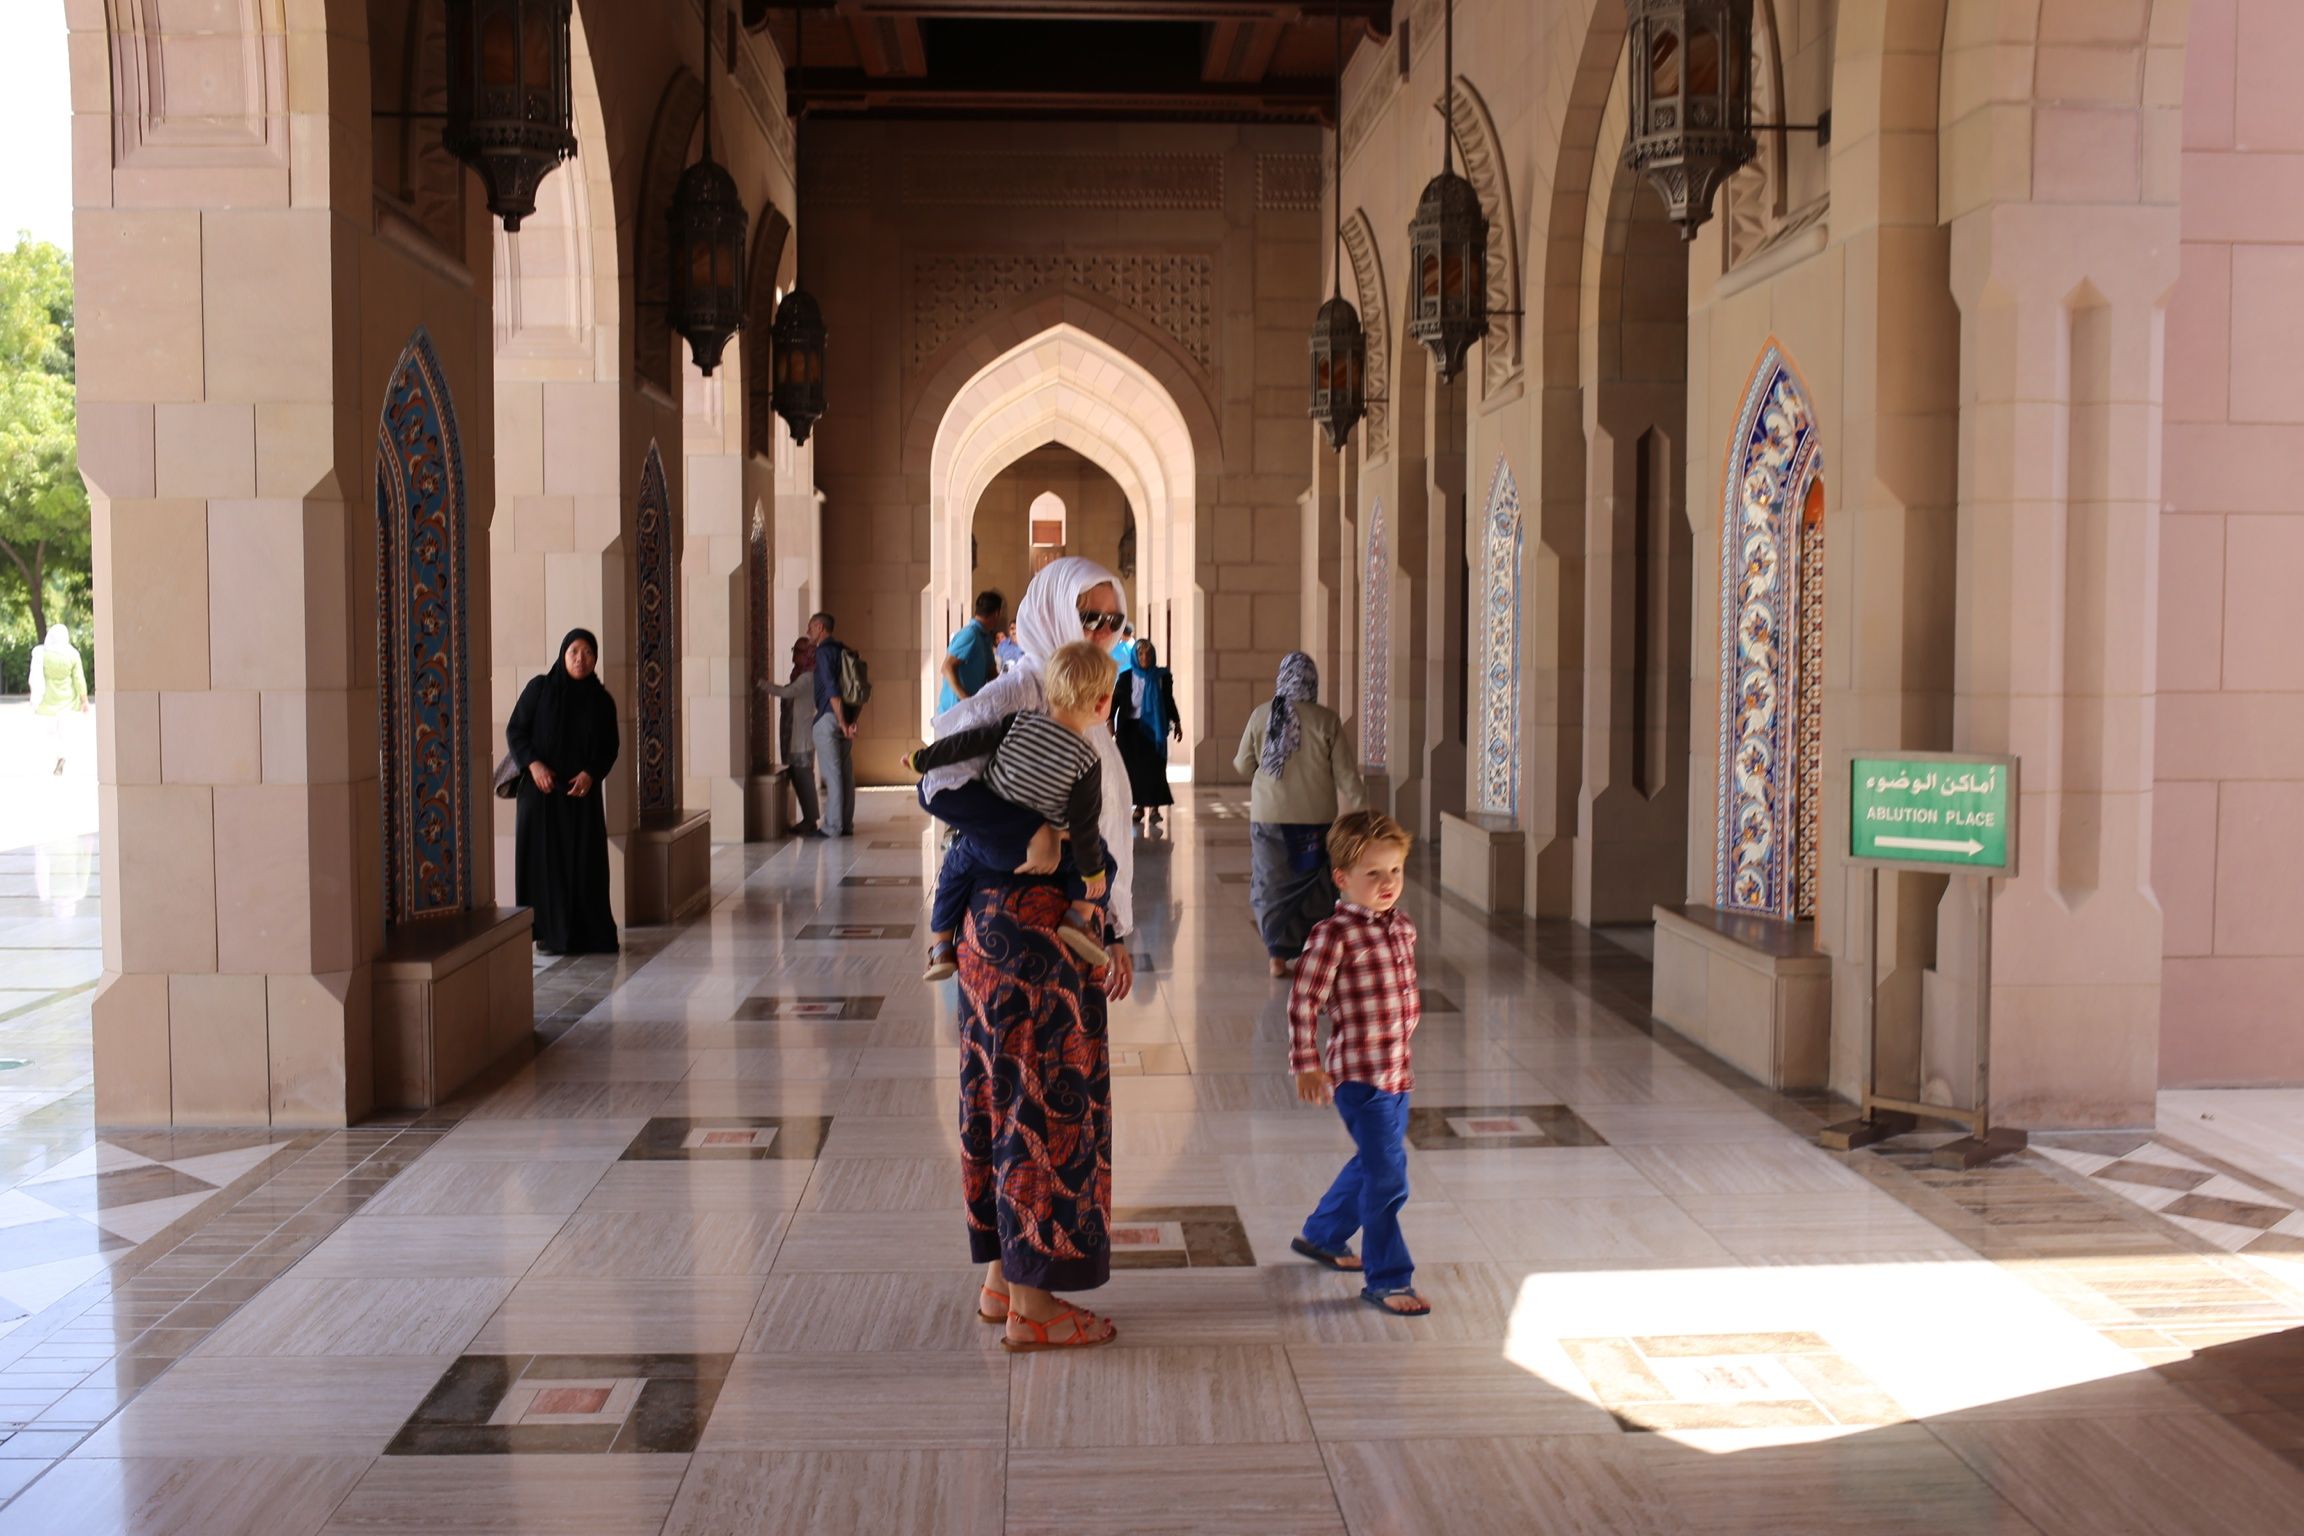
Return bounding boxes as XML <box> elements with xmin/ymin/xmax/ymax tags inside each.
<box><xmin>1077</xmin><ymin>610</ymin><xmax>1127</xmax><ymax>634</ymax></box>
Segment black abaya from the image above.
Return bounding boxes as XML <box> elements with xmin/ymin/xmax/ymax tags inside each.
<box><xmin>507</xmin><ymin>632</ymin><xmax>621</xmax><ymax>953</ymax></box>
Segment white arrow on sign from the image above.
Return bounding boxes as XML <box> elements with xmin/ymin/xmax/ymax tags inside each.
<box><xmin>1876</xmin><ymin>835</ymin><xmax>1984</xmax><ymax>857</ymax></box>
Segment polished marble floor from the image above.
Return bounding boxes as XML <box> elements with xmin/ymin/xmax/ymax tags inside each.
<box><xmin>1</xmin><ymin>787</ymin><xmax>2301</xmax><ymax>1532</ymax></box>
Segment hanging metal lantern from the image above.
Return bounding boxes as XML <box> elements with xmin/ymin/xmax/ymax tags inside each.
<box><xmin>1622</xmin><ymin>0</ymin><xmax>1756</xmax><ymax>240</ymax></box>
<box><xmin>1308</xmin><ymin>5</ymin><xmax>1366</xmax><ymax>454</ymax></box>
<box><xmin>769</xmin><ymin>287</ymin><xmax>826</xmax><ymax>446</ymax></box>
<box><xmin>1407</xmin><ymin>0</ymin><xmax>1488</xmax><ymax>384</ymax></box>
<box><xmin>1408</xmin><ymin>168</ymin><xmax>1487</xmax><ymax>383</ymax></box>
<box><xmin>668</xmin><ymin>155</ymin><xmax>749</xmax><ymax>375</ymax></box>
<box><xmin>667</xmin><ymin>0</ymin><xmax>748</xmax><ymax>375</ymax></box>
<box><xmin>1309</xmin><ymin>295</ymin><xmax>1366</xmax><ymax>453</ymax></box>
<box><xmin>443</xmin><ymin>0</ymin><xmax>577</xmax><ymax>233</ymax></box>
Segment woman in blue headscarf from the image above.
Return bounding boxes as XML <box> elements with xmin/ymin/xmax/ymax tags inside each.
<box><xmin>1233</xmin><ymin>651</ymin><xmax>1365</xmax><ymax>977</ymax></box>
<box><xmin>1113</xmin><ymin>638</ymin><xmax>1181</xmax><ymax>827</ymax></box>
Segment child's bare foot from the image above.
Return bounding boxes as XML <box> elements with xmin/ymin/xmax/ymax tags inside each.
<box><xmin>923</xmin><ymin>938</ymin><xmax>957</xmax><ymax>982</ymax></box>
<box><xmin>1268</xmin><ymin>956</ymin><xmax>1291</xmax><ymax>978</ymax></box>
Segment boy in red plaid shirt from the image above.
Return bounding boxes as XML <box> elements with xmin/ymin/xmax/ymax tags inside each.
<box><xmin>1287</xmin><ymin>810</ymin><xmax>1428</xmax><ymax>1316</ymax></box>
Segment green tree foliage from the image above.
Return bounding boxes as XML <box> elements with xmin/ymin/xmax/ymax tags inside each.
<box><xmin>0</xmin><ymin>236</ymin><xmax>87</xmax><ymax>644</ymax></box>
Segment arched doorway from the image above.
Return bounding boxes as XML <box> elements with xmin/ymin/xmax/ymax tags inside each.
<box><xmin>924</xmin><ymin>323</ymin><xmax>1198</xmax><ymax>761</ymax></box>
<box><xmin>970</xmin><ymin>448</ymin><xmax>1132</xmax><ymax>604</ymax></box>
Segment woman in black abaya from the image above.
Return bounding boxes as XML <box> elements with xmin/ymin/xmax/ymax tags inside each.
<box><xmin>507</xmin><ymin>629</ymin><xmax>621</xmax><ymax>955</ymax></box>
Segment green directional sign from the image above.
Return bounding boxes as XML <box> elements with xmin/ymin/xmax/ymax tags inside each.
<box><xmin>1848</xmin><ymin>753</ymin><xmax>2018</xmax><ymax>877</ymax></box>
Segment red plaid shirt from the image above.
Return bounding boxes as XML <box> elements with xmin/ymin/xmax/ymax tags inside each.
<box><xmin>1288</xmin><ymin>901</ymin><xmax>1421</xmax><ymax>1093</ymax></box>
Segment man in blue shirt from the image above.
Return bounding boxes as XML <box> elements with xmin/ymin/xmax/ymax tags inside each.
<box><xmin>1111</xmin><ymin>622</ymin><xmax>1136</xmax><ymax>676</ymax></box>
<box><xmin>808</xmin><ymin>611</ymin><xmax>857</xmax><ymax>837</ymax></box>
<box><xmin>937</xmin><ymin>590</ymin><xmax>1005</xmax><ymax>714</ymax></box>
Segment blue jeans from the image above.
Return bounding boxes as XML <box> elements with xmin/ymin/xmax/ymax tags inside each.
<box><xmin>922</xmin><ymin>781</ymin><xmax>1090</xmax><ymax>936</ymax></box>
<box><xmin>1301</xmin><ymin>1081</ymin><xmax>1414</xmax><ymax>1293</ymax></box>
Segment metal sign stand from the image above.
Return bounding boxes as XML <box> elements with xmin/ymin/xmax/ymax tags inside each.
<box><xmin>1820</xmin><ymin>752</ymin><xmax>2026</xmax><ymax>1170</ymax></box>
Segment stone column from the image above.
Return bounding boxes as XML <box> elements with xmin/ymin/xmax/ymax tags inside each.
<box><xmin>1944</xmin><ymin>201</ymin><xmax>2178</xmax><ymax>1127</ymax></box>
<box><xmin>1419</xmin><ymin>375</ymin><xmax>1469</xmax><ymax>841</ymax></box>
<box><xmin>76</xmin><ymin>14</ymin><xmax>370</xmax><ymax>1126</ymax></box>
<box><xmin>1302</xmin><ymin>432</ymin><xmax>1343</xmax><ymax>693</ymax></box>
<box><xmin>1575</xmin><ymin>402</ymin><xmax>1693</xmax><ymax>926</ymax></box>
<box><xmin>683</xmin><ymin>365</ymin><xmax>748</xmax><ymax>835</ymax></box>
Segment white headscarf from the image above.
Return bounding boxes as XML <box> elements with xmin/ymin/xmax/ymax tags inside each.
<box><xmin>1010</xmin><ymin>555</ymin><xmax>1122</xmax><ymax>665</ymax></box>
<box><xmin>924</xmin><ymin>556</ymin><xmax>1136</xmax><ymax>938</ymax></box>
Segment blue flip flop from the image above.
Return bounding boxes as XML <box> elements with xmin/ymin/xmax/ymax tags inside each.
<box><xmin>1290</xmin><ymin>1236</ymin><xmax>1361</xmax><ymax>1272</ymax></box>
<box><xmin>1360</xmin><ymin>1286</ymin><xmax>1431</xmax><ymax>1316</ymax></box>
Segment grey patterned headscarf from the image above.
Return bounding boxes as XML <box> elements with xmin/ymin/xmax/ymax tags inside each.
<box><xmin>1259</xmin><ymin>652</ymin><xmax>1319</xmax><ymax>778</ymax></box>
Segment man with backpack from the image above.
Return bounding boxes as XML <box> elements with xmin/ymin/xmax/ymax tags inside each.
<box><xmin>808</xmin><ymin>611</ymin><xmax>868</xmax><ymax>837</ymax></box>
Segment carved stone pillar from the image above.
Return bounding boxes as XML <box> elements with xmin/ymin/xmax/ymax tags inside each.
<box><xmin>1942</xmin><ymin>202</ymin><xmax>2178</xmax><ymax>1128</ymax></box>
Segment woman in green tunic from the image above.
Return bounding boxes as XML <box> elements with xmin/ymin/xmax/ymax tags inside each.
<box><xmin>29</xmin><ymin>625</ymin><xmax>88</xmax><ymax>776</ymax></box>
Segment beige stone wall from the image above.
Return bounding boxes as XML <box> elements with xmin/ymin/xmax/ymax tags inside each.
<box><xmin>802</xmin><ymin>121</ymin><xmax>1321</xmax><ymax>784</ymax></box>
<box><xmin>2157</xmin><ymin>0</ymin><xmax>2304</xmax><ymax>1087</ymax></box>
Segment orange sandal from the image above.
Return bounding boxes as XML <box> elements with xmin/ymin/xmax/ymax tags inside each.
<box><xmin>1001</xmin><ymin>1304</ymin><xmax>1117</xmax><ymax>1353</ymax></box>
<box><xmin>978</xmin><ymin>1285</ymin><xmax>1010</xmax><ymax>1324</ymax></box>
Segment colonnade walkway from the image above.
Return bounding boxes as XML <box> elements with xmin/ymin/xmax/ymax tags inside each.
<box><xmin>0</xmin><ymin>788</ymin><xmax>2301</xmax><ymax>1531</ymax></box>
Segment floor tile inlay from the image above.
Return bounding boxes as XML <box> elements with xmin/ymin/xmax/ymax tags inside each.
<box><xmin>387</xmin><ymin>1352</ymin><xmax>733</xmax><ymax>1454</ymax></box>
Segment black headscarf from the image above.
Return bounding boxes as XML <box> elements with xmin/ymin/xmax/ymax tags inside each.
<box><xmin>526</xmin><ymin>627</ymin><xmax>618</xmax><ymax>775</ymax></box>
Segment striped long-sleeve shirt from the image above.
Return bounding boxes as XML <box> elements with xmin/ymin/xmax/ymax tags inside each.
<box><xmin>1287</xmin><ymin>902</ymin><xmax>1421</xmax><ymax>1093</ymax></box>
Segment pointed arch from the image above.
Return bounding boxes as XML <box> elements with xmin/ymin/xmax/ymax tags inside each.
<box><xmin>1341</xmin><ymin>209</ymin><xmax>1393</xmax><ymax>460</ymax></box>
<box><xmin>1362</xmin><ymin>497</ymin><xmax>1391</xmax><ymax>773</ymax></box>
<box><xmin>377</xmin><ymin>327</ymin><xmax>474</xmax><ymax>924</ymax></box>
<box><xmin>1474</xmin><ymin>457</ymin><xmax>1524</xmax><ymax>817</ymax></box>
<box><xmin>1715</xmin><ymin>341</ymin><xmax>1824</xmax><ymax>920</ymax></box>
<box><xmin>1439</xmin><ymin>77</ymin><xmax>1523</xmax><ymax>397</ymax></box>
<box><xmin>636</xmin><ymin>442</ymin><xmax>677</xmax><ymax>813</ymax></box>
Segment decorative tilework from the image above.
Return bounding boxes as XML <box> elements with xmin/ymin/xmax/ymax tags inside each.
<box><xmin>795</xmin><ymin>923</ymin><xmax>917</xmax><ymax>941</ymax></box>
<box><xmin>376</xmin><ymin>326</ymin><xmax>474</xmax><ymax>923</ymax></box>
<box><xmin>1362</xmin><ymin>499</ymin><xmax>1390</xmax><ymax>772</ymax></box>
<box><xmin>1474</xmin><ymin>457</ymin><xmax>1523</xmax><ymax>818</ymax></box>
<box><xmin>636</xmin><ymin>441</ymin><xmax>676</xmax><ymax>815</ymax></box>
<box><xmin>1714</xmin><ymin>342</ymin><xmax>1825</xmax><ymax>920</ymax></box>
<box><xmin>1110</xmin><ymin>1205</ymin><xmax>1254</xmax><ymax>1269</ymax></box>
<box><xmin>388</xmin><ymin>1353</ymin><xmax>732</xmax><ymax>1454</ymax></box>
<box><xmin>732</xmin><ymin>996</ymin><xmax>885</xmax><ymax>1021</ymax></box>
<box><xmin>620</xmin><ymin>1116</ymin><xmax>830</xmax><ymax>1162</ymax></box>
<box><xmin>1404</xmin><ymin>1103</ymin><xmax>1606</xmax><ymax>1151</ymax></box>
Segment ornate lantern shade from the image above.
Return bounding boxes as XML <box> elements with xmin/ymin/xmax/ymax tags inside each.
<box><xmin>1622</xmin><ymin>0</ymin><xmax>1756</xmax><ymax>240</ymax></box>
<box><xmin>769</xmin><ymin>288</ymin><xmax>827</xmax><ymax>446</ymax></box>
<box><xmin>1308</xmin><ymin>295</ymin><xmax>1366</xmax><ymax>453</ymax></box>
<box><xmin>668</xmin><ymin>156</ymin><xmax>749</xmax><ymax>375</ymax></box>
<box><xmin>1408</xmin><ymin>169</ymin><xmax>1487</xmax><ymax>383</ymax></box>
<box><xmin>444</xmin><ymin>0</ymin><xmax>577</xmax><ymax>233</ymax></box>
